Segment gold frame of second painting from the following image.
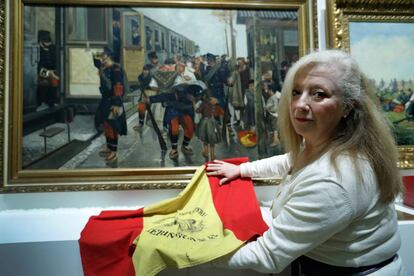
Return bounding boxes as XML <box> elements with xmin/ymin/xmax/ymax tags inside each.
<box><xmin>326</xmin><ymin>0</ymin><xmax>414</xmax><ymax>169</ymax></box>
<box><xmin>1</xmin><ymin>0</ymin><xmax>316</xmax><ymax>193</ymax></box>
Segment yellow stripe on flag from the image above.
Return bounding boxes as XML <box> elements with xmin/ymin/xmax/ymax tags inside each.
<box><xmin>132</xmin><ymin>166</ymin><xmax>244</xmax><ymax>276</ymax></box>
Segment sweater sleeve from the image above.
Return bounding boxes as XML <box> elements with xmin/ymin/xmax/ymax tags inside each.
<box><xmin>240</xmin><ymin>153</ymin><xmax>291</xmax><ymax>178</ymax></box>
<box><xmin>216</xmin><ymin>178</ymin><xmax>354</xmax><ymax>273</ymax></box>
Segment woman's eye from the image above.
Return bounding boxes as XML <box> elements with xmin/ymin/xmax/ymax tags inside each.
<box><xmin>292</xmin><ymin>89</ymin><xmax>300</xmax><ymax>96</ymax></box>
<box><xmin>312</xmin><ymin>90</ymin><xmax>326</xmax><ymax>99</ymax></box>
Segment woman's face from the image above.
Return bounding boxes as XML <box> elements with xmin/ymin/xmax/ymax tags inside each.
<box><xmin>290</xmin><ymin>64</ymin><xmax>346</xmax><ymax>146</ymax></box>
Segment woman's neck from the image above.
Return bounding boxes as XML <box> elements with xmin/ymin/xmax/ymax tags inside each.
<box><xmin>291</xmin><ymin>140</ymin><xmax>331</xmax><ymax>174</ymax></box>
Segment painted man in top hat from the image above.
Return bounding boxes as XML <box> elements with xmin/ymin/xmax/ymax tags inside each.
<box><xmin>93</xmin><ymin>46</ymin><xmax>127</xmax><ymax>164</ymax></box>
<box><xmin>37</xmin><ymin>30</ymin><xmax>59</xmax><ymax>110</ymax></box>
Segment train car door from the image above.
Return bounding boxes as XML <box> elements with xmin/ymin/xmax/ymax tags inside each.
<box><xmin>64</xmin><ymin>7</ymin><xmax>110</xmax><ymax>106</ymax></box>
<box><xmin>121</xmin><ymin>11</ymin><xmax>145</xmax><ymax>85</ymax></box>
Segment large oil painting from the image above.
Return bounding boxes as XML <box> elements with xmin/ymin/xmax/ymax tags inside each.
<box><xmin>1</xmin><ymin>0</ymin><xmax>313</xmax><ymax>192</ymax></box>
<box><xmin>22</xmin><ymin>5</ymin><xmax>300</xmax><ymax>170</ymax></box>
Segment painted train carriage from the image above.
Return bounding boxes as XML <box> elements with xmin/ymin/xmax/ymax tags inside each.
<box><xmin>23</xmin><ymin>5</ymin><xmax>196</xmax><ymax>119</ymax></box>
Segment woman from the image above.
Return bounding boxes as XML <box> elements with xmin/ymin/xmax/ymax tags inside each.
<box><xmin>206</xmin><ymin>50</ymin><xmax>405</xmax><ymax>275</ymax></box>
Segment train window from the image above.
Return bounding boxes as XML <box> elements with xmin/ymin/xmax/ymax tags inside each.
<box><xmin>88</xmin><ymin>8</ymin><xmax>106</xmax><ymax>41</ymax></box>
<box><xmin>124</xmin><ymin>15</ymin><xmax>140</xmax><ymax>46</ymax></box>
<box><xmin>67</xmin><ymin>8</ymin><xmax>87</xmax><ymax>41</ymax></box>
<box><xmin>178</xmin><ymin>39</ymin><xmax>183</xmax><ymax>53</ymax></box>
<box><xmin>66</xmin><ymin>7</ymin><xmax>106</xmax><ymax>42</ymax></box>
<box><xmin>171</xmin><ymin>36</ymin><xmax>177</xmax><ymax>54</ymax></box>
<box><xmin>146</xmin><ymin>26</ymin><xmax>153</xmax><ymax>50</ymax></box>
<box><xmin>154</xmin><ymin>29</ymin><xmax>161</xmax><ymax>51</ymax></box>
<box><xmin>123</xmin><ymin>15</ymin><xmax>141</xmax><ymax>47</ymax></box>
<box><xmin>161</xmin><ymin>32</ymin><xmax>165</xmax><ymax>50</ymax></box>
<box><xmin>131</xmin><ymin>19</ymin><xmax>141</xmax><ymax>46</ymax></box>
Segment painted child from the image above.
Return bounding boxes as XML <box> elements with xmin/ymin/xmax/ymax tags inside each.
<box><xmin>196</xmin><ymin>94</ymin><xmax>225</xmax><ymax>161</ymax></box>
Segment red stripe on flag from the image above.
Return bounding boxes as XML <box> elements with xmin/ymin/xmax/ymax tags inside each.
<box><xmin>79</xmin><ymin>208</ymin><xmax>144</xmax><ymax>276</ymax></box>
<box><xmin>208</xmin><ymin>157</ymin><xmax>269</xmax><ymax>241</ymax></box>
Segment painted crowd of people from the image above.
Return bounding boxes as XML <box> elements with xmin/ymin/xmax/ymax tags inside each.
<box><xmin>130</xmin><ymin>50</ymin><xmax>292</xmax><ymax>162</ymax></box>
<box><xmin>92</xmin><ymin>44</ymin><xmax>295</xmax><ymax>164</ymax></box>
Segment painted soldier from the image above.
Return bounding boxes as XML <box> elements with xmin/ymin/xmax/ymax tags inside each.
<box><xmin>147</xmin><ymin>51</ymin><xmax>160</xmax><ymax>72</ymax></box>
<box><xmin>134</xmin><ymin>51</ymin><xmax>164</xmax><ymax>131</ymax></box>
<box><xmin>134</xmin><ymin>64</ymin><xmax>153</xmax><ymax>131</ymax></box>
<box><xmin>93</xmin><ymin>46</ymin><xmax>127</xmax><ymax>164</ymax></box>
<box><xmin>37</xmin><ymin>30</ymin><xmax>59</xmax><ymax>110</ymax></box>
<box><xmin>237</xmin><ymin>57</ymin><xmax>250</xmax><ymax>96</ymax></box>
<box><xmin>149</xmin><ymin>81</ymin><xmax>204</xmax><ymax>160</ymax></box>
<box><xmin>202</xmin><ymin>53</ymin><xmax>230</xmax><ymax>109</ymax></box>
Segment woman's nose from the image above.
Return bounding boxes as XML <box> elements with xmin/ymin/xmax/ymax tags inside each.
<box><xmin>295</xmin><ymin>94</ymin><xmax>310</xmax><ymax>111</ymax></box>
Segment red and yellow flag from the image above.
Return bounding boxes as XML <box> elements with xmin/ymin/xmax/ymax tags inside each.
<box><xmin>79</xmin><ymin>158</ymin><xmax>268</xmax><ymax>276</ymax></box>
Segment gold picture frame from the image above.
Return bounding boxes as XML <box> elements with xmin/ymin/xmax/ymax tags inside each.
<box><xmin>327</xmin><ymin>0</ymin><xmax>414</xmax><ymax>169</ymax></box>
<box><xmin>1</xmin><ymin>0</ymin><xmax>315</xmax><ymax>193</ymax></box>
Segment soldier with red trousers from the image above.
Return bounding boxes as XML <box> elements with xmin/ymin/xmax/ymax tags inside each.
<box><xmin>93</xmin><ymin>47</ymin><xmax>127</xmax><ymax>164</ymax></box>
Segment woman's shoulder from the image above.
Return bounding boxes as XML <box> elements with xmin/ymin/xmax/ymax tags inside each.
<box><xmin>295</xmin><ymin>151</ymin><xmax>374</xmax><ymax>189</ymax></box>
<box><xmin>305</xmin><ymin>151</ymin><xmax>378</xmax><ymax>201</ymax></box>
<box><xmin>315</xmin><ymin>151</ymin><xmax>370</xmax><ymax>172</ymax></box>
<box><xmin>330</xmin><ymin>152</ymin><xmax>373</xmax><ymax>176</ymax></box>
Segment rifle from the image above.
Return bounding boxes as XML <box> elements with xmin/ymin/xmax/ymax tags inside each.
<box><xmin>145</xmin><ymin>102</ymin><xmax>167</xmax><ymax>151</ymax></box>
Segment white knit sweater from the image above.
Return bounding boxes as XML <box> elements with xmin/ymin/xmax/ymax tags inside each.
<box><xmin>216</xmin><ymin>152</ymin><xmax>404</xmax><ymax>274</ymax></box>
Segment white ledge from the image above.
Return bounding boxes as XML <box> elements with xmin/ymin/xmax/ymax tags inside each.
<box><xmin>0</xmin><ymin>206</ymin><xmax>141</xmax><ymax>244</ymax></box>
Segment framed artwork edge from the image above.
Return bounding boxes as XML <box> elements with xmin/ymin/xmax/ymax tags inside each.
<box><xmin>326</xmin><ymin>0</ymin><xmax>414</xmax><ymax>170</ymax></box>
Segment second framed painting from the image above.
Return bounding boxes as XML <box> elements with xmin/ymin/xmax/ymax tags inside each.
<box><xmin>327</xmin><ymin>0</ymin><xmax>414</xmax><ymax>168</ymax></box>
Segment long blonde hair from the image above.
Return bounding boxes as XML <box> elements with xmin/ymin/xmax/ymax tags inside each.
<box><xmin>278</xmin><ymin>50</ymin><xmax>401</xmax><ymax>203</ymax></box>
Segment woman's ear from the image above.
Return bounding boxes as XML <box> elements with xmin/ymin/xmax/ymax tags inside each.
<box><xmin>342</xmin><ymin>104</ymin><xmax>353</xmax><ymax>118</ymax></box>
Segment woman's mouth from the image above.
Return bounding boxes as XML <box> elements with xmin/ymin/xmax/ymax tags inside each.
<box><xmin>295</xmin><ymin>117</ymin><xmax>312</xmax><ymax>122</ymax></box>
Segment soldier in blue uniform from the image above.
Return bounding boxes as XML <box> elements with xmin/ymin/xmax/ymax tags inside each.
<box><xmin>149</xmin><ymin>82</ymin><xmax>204</xmax><ymax>160</ymax></box>
<box><xmin>93</xmin><ymin>47</ymin><xmax>127</xmax><ymax>164</ymax></box>
<box><xmin>202</xmin><ymin>53</ymin><xmax>230</xmax><ymax>109</ymax></box>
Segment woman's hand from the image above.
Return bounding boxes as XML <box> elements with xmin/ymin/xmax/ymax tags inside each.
<box><xmin>206</xmin><ymin>160</ymin><xmax>241</xmax><ymax>185</ymax></box>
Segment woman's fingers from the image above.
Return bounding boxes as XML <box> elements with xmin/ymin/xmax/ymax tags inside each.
<box><xmin>219</xmin><ymin>178</ymin><xmax>228</xmax><ymax>185</ymax></box>
<box><xmin>206</xmin><ymin>161</ymin><xmax>223</xmax><ymax>166</ymax></box>
<box><xmin>207</xmin><ymin>160</ymin><xmax>225</xmax><ymax>167</ymax></box>
<box><xmin>206</xmin><ymin>164</ymin><xmax>224</xmax><ymax>171</ymax></box>
<box><xmin>206</xmin><ymin>171</ymin><xmax>220</xmax><ymax>176</ymax></box>
<box><xmin>206</xmin><ymin>160</ymin><xmax>239</xmax><ymax>186</ymax></box>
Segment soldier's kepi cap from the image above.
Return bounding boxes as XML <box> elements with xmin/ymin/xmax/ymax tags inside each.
<box><xmin>103</xmin><ymin>46</ymin><xmax>114</xmax><ymax>58</ymax></box>
<box><xmin>147</xmin><ymin>51</ymin><xmax>158</xmax><ymax>60</ymax></box>
<box><xmin>206</xmin><ymin>53</ymin><xmax>217</xmax><ymax>61</ymax></box>
<box><xmin>164</xmin><ymin>57</ymin><xmax>175</xmax><ymax>65</ymax></box>
<box><xmin>38</xmin><ymin>30</ymin><xmax>52</xmax><ymax>43</ymax></box>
